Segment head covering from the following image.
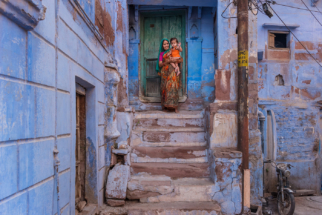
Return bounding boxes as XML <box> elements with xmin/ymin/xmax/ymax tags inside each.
<box><xmin>156</xmin><ymin>38</ymin><xmax>170</xmax><ymax>73</ymax></box>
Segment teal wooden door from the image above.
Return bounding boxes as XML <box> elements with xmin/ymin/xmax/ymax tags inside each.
<box><xmin>140</xmin><ymin>11</ymin><xmax>186</xmax><ymax>99</ymax></box>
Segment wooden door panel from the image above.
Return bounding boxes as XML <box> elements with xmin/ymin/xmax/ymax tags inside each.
<box><xmin>141</xmin><ymin>11</ymin><xmax>185</xmax><ymax>99</ymax></box>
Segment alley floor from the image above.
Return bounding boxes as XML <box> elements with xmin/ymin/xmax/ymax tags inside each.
<box><xmin>265</xmin><ymin>196</ymin><xmax>322</xmax><ymax>215</ymax></box>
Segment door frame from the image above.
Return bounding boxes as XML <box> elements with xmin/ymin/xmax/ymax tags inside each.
<box><xmin>139</xmin><ymin>10</ymin><xmax>187</xmax><ymax>103</ymax></box>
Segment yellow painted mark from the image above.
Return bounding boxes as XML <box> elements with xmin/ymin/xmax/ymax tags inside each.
<box><xmin>238</xmin><ymin>50</ymin><xmax>248</xmax><ymax>67</ymax></box>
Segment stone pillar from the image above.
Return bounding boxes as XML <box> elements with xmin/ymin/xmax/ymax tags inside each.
<box><xmin>104</xmin><ymin>67</ymin><xmax>121</xmax><ymax>158</ymax></box>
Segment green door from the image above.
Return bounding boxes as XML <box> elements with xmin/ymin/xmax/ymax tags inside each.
<box><xmin>140</xmin><ymin>11</ymin><xmax>186</xmax><ymax>100</ymax></box>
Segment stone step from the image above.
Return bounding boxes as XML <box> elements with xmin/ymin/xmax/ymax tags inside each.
<box><xmin>99</xmin><ymin>201</ymin><xmax>221</xmax><ymax>215</ymax></box>
<box><xmin>135</xmin><ymin>126</ymin><xmax>205</xmax><ymax>132</ymax></box>
<box><xmin>131</xmin><ymin>163</ymin><xmax>210</xmax><ymax>178</ymax></box>
<box><xmin>127</xmin><ymin>176</ymin><xmax>217</xmax><ymax>203</ymax></box>
<box><xmin>127</xmin><ymin>202</ymin><xmax>221</xmax><ymax>215</ymax></box>
<box><xmin>135</xmin><ymin>110</ymin><xmax>204</xmax><ymax>119</ymax></box>
<box><xmin>133</xmin><ymin>118</ymin><xmax>205</xmax><ymax>129</ymax></box>
<box><xmin>131</xmin><ymin>146</ymin><xmax>208</xmax><ymax>163</ymax></box>
<box><xmin>141</xmin><ymin>131</ymin><xmax>206</xmax><ymax>143</ymax></box>
<box><xmin>134</xmin><ymin>141</ymin><xmax>207</xmax><ymax>147</ymax></box>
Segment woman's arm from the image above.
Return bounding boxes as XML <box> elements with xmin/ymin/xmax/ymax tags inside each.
<box><xmin>159</xmin><ymin>61</ymin><xmax>164</xmax><ymax>68</ymax></box>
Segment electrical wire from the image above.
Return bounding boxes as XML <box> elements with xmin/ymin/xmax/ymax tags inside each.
<box><xmin>272</xmin><ymin>2</ymin><xmax>322</xmax><ymax>14</ymax></box>
<box><xmin>270</xmin><ymin>5</ymin><xmax>322</xmax><ymax>67</ymax></box>
<box><xmin>221</xmin><ymin>1</ymin><xmax>237</xmax><ymax>19</ymax></box>
<box><xmin>300</xmin><ymin>0</ymin><xmax>322</xmax><ymax>27</ymax></box>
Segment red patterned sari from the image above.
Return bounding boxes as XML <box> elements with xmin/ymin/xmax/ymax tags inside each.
<box><xmin>160</xmin><ymin>54</ymin><xmax>182</xmax><ymax>109</ymax></box>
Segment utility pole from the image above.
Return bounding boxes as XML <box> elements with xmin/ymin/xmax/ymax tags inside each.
<box><xmin>237</xmin><ymin>0</ymin><xmax>250</xmax><ymax>210</ymax></box>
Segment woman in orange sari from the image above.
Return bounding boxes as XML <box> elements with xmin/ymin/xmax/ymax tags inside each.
<box><xmin>156</xmin><ymin>39</ymin><xmax>183</xmax><ymax>112</ymax></box>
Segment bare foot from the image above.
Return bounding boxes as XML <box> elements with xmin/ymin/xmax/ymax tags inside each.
<box><xmin>175</xmin><ymin>108</ymin><xmax>179</xmax><ymax>113</ymax></box>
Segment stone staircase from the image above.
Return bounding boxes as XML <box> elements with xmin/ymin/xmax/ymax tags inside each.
<box><xmin>127</xmin><ymin>110</ymin><xmax>222</xmax><ymax>213</ymax></box>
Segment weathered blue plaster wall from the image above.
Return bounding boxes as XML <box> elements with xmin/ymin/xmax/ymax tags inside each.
<box><xmin>0</xmin><ymin>0</ymin><xmax>117</xmax><ymax>213</ymax></box>
<box><xmin>257</xmin><ymin>0</ymin><xmax>322</xmax><ymax>193</ymax></box>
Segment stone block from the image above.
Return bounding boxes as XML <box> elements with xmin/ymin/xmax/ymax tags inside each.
<box><xmin>57</xmin><ymin>52</ymin><xmax>71</xmax><ymax>92</ymax></box>
<box><xmin>106</xmin><ymin>199</ymin><xmax>125</xmax><ymax>207</ymax></box>
<box><xmin>54</xmin><ymin>171</ymin><xmax>70</xmax><ymax>213</ymax></box>
<box><xmin>0</xmin><ymin>15</ymin><xmax>26</xmax><ymax>80</ymax></box>
<box><xmin>0</xmin><ymin>192</ymin><xmax>27</xmax><ymax>214</ymax></box>
<box><xmin>35</xmin><ymin>87</ymin><xmax>55</xmax><ymax>137</ymax></box>
<box><xmin>57</xmin><ymin>137</ymin><xmax>71</xmax><ymax>172</ymax></box>
<box><xmin>98</xmin><ymin>167</ymin><xmax>106</xmax><ymax>191</ymax></box>
<box><xmin>111</xmin><ymin>153</ymin><xmax>117</xmax><ymax>166</ymax></box>
<box><xmin>57</xmin><ymin>92</ymin><xmax>71</xmax><ymax>135</ymax></box>
<box><xmin>127</xmin><ymin>175</ymin><xmax>173</xmax><ymax>199</ymax></box>
<box><xmin>215</xmin><ymin>70</ymin><xmax>231</xmax><ymax>100</ymax></box>
<box><xmin>0</xmin><ymin>144</ymin><xmax>17</xmax><ymax>200</ymax></box>
<box><xmin>106</xmin><ymin>164</ymin><xmax>130</xmax><ymax>199</ymax></box>
<box><xmin>19</xmin><ymin>140</ymin><xmax>54</xmax><ymax>190</ymax></box>
<box><xmin>112</xmin><ymin>149</ymin><xmax>129</xmax><ymax>155</ymax></box>
<box><xmin>98</xmin><ymin>126</ymin><xmax>105</xmax><ymax>147</ymax></box>
<box><xmin>98</xmin><ymin>103</ymin><xmax>105</xmax><ymax>125</ymax></box>
<box><xmin>33</xmin><ymin>0</ymin><xmax>56</xmax><ymax>44</ymax></box>
<box><xmin>28</xmin><ymin>179</ymin><xmax>54</xmax><ymax>215</ymax></box>
<box><xmin>97</xmin><ymin>81</ymin><xmax>105</xmax><ymax>103</ymax></box>
<box><xmin>116</xmin><ymin>112</ymin><xmax>133</xmax><ymax>143</ymax></box>
<box><xmin>27</xmin><ymin>32</ymin><xmax>55</xmax><ymax>87</ymax></box>
<box><xmin>57</xmin><ymin>20</ymin><xmax>78</xmax><ymax>61</ymax></box>
<box><xmin>77</xmin><ymin>39</ymin><xmax>92</xmax><ymax>73</ymax></box>
<box><xmin>127</xmin><ymin>190</ymin><xmax>160</xmax><ymax>200</ymax></box>
<box><xmin>99</xmin><ymin>145</ymin><xmax>106</xmax><ymax>169</ymax></box>
<box><xmin>143</xmin><ymin>132</ymin><xmax>170</xmax><ymax>142</ymax></box>
<box><xmin>0</xmin><ymin>80</ymin><xmax>35</xmax><ymax>141</ymax></box>
<box><xmin>92</xmin><ymin>56</ymin><xmax>105</xmax><ymax>82</ymax></box>
<box><xmin>210</xmin><ymin>112</ymin><xmax>237</xmax><ymax>148</ymax></box>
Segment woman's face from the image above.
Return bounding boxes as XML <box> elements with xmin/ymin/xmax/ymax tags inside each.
<box><xmin>163</xmin><ymin>40</ymin><xmax>169</xmax><ymax>51</ymax></box>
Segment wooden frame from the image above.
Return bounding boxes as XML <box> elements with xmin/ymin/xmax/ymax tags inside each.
<box><xmin>268</xmin><ymin>31</ymin><xmax>290</xmax><ymax>50</ymax></box>
<box><xmin>139</xmin><ymin>10</ymin><xmax>187</xmax><ymax>103</ymax></box>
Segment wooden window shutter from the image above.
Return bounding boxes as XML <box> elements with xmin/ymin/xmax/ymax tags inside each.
<box><xmin>268</xmin><ymin>32</ymin><xmax>275</xmax><ymax>48</ymax></box>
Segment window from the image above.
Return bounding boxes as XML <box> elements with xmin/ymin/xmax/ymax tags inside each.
<box><xmin>268</xmin><ymin>31</ymin><xmax>289</xmax><ymax>49</ymax></box>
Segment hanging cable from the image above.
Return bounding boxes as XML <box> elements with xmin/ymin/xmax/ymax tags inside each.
<box><xmin>271</xmin><ymin>2</ymin><xmax>322</xmax><ymax>14</ymax></box>
<box><xmin>269</xmin><ymin>5</ymin><xmax>322</xmax><ymax>67</ymax></box>
<box><xmin>300</xmin><ymin>0</ymin><xmax>322</xmax><ymax>27</ymax></box>
<box><xmin>221</xmin><ymin>1</ymin><xmax>237</xmax><ymax>19</ymax></box>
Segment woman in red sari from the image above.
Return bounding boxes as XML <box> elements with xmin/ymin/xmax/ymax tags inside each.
<box><xmin>156</xmin><ymin>39</ymin><xmax>183</xmax><ymax>112</ymax></box>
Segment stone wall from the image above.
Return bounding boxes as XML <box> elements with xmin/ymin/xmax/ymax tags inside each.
<box><xmin>0</xmin><ymin>0</ymin><xmax>122</xmax><ymax>214</ymax></box>
<box><xmin>257</xmin><ymin>0</ymin><xmax>322</xmax><ymax>194</ymax></box>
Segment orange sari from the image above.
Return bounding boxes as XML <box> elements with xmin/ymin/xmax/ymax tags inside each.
<box><xmin>160</xmin><ymin>55</ymin><xmax>182</xmax><ymax>109</ymax></box>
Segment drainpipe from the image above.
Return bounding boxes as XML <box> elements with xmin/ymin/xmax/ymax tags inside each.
<box><xmin>258</xmin><ymin>110</ymin><xmax>266</xmax><ymax>153</ymax></box>
<box><xmin>237</xmin><ymin>0</ymin><xmax>250</xmax><ymax>210</ymax></box>
<box><xmin>53</xmin><ymin>148</ymin><xmax>61</xmax><ymax>215</ymax></box>
<box><xmin>258</xmin><ymin>110</ymin><xmax>266</xmax><ymax>201</ymax></box>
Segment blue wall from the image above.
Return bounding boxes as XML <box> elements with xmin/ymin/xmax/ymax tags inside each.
<box><xmin>0</xmin><ymin>0</ymin><xmax>120</xmax><ymax>213</ymax></box>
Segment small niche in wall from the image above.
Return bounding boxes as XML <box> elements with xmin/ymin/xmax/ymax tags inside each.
<box><xmin>190</xmin><ymin>24</ymin><xmax>199</xmax><ymax>39</ymax></box>
<box><xmin>274</xmin><ymin>74</ymin><xmax>284</xmax><ymax>86</ymax></box>
<box><xmin>129</xmin><ymin>27</ymin><xmax>136</xmax><ymax>40</ymax></box>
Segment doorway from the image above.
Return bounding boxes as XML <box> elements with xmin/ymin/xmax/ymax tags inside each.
<box><xmin>140</xmin><ymin>10</ymin><xmax>186</xmax><ymax>102</ymax></box>
<box><xmin>75</xmin><ymin>85</ymin><xmax>86</xmax><ymax>212</ymax></box>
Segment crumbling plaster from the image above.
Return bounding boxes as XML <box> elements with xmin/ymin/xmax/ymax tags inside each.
<box><xmin>257</xmin><ymin>0</ymin><xmax>322</xmax><ymax>194</ymax></box>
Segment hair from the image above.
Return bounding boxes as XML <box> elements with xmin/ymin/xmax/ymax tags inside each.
<box><xmin>170</xmin><ymin>37</ymin><xmax>179</xmax><ymax>43</ymax></box>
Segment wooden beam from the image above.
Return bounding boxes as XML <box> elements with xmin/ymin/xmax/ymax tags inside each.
<box><xmin>128</xmin><ymin>0</ymin><xmax>216</xmax><ymax>7</ymax></box>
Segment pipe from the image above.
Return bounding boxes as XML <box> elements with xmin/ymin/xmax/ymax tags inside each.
<box><xmin>258</xmin><ymin>110</ymin><xmax>266</xmax><ymax>200</ymax></box>
<box><xmin>53</xmin><ymin>148</ymin><xmax>61</xmax><ymax>215</ymax></box>
<box><xmin>258</xmin><ymin>110</ymin><xmax>266</xmax><ymax>153</ymax></box>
